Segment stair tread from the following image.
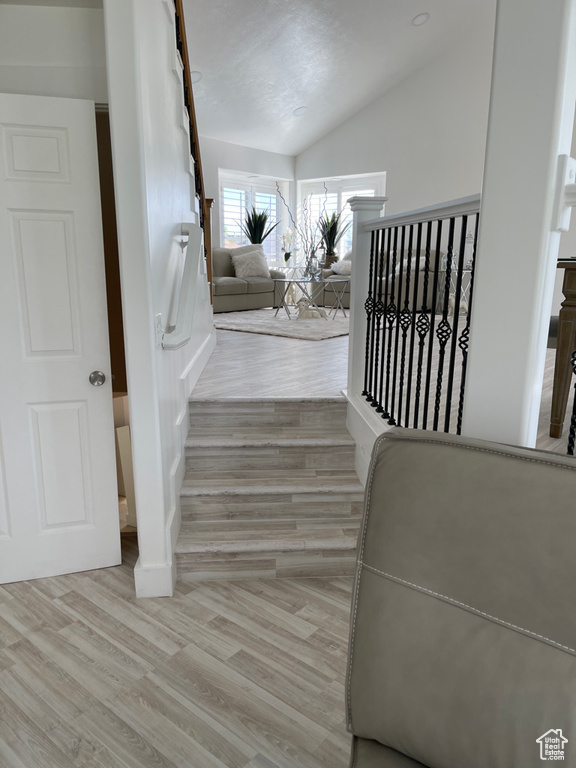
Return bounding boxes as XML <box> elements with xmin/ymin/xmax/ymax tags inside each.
<box><xmin>180</xmin><ymin>476</ymin><xmax>363</xmax><ymax>497</ymax></box>
<box><xmin>175</xmin><ymin>521</ymin><xmax>359</xmax><ymax>554</ymax></box>
<box><xmin>185</xmin><ymin>435</ymin><xmax>354</xmax><ymax>448</ymax></box>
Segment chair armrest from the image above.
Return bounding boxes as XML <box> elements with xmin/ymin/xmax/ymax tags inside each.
<box><xmin>269</xmin><ymin>269</ymin><xmax>286</xmax><ymax>279</ymax></box>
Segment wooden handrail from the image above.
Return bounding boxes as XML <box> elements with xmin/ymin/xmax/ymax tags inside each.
<box><xmin>173</xmin><ymin>0</ymin><xmax>213</xmax><ymax>304</ymax></box>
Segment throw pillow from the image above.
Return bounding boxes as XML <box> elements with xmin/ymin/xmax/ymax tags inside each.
<box><xmin>331</xmin><ymin>259</ymin><xmax>352</xmax><ymax>275</ymax></box>
<box><xmin>231</xmin><ymin>247</ymin><xmax>271</xmax><ymax>279</ymax></box>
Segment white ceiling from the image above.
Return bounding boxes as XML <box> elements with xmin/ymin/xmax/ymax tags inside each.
<box><xmin>183</xmin><ymin>0</ymin><xmax>495</xmax><ymax>157</ymax></box>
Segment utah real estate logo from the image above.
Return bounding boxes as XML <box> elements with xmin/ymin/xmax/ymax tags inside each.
<box><xmin>536</xmin><ymin>729</ymin><xmax>568</xmax><ymax>761</ymax></box>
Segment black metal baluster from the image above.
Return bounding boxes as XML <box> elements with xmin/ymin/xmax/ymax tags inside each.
<box><xmin>362</xmin><ymin>231</ymin><xmax>376</xmax><ymax>399</ymax></box>
<box><xmin>444</xmin><ymin>216</ymin><xmax>468</xmax><ymax>433</ymax></box>
<box><xmin>375</xmin><ymin>228</ymin><xmax>389</xmax><ymax>414</ymax></box>
<box><xmin>368</xmin><ymin>229</ymin><xmax>383</xmax><ymax>403</ymax></box>
<box><xmin>414</xmin><ymin>222</ymin><xmax>433</xmax><ymax>427</ymax></box>
<box><xmin>433</xmin><ymin>218</ymin><xmax>456</xmax><ymax>432</ymax></box>
<box><xmin>397</xmin><ymin>225</ymin><xmax>414</xmax><ymax>427</ymax></box>
<box><xmin>568</xmin><ymin>351</ymin><xmax>576</xmax><ymax>455</ymax></box>
<box><xmin>382</xmin><ymin>227</ymin><xmax>396</xmax><ymax>419</ymax></box>
<box><xmin>389</xmin><ymin>227</ymin><xmax>406</xmax><ymax>425</ymax></box>
<box><xmin>405</xmin><ymin>223</ymin><xmax>423</xmax><ymax>427</ymax></box>
<box><xmin>423</xmin><ymin>220</ymin><xmax>443</xmax><ymax>428</ymax></box>
<box><xmin>456</xmin><ymin>213</ymin><xmax>479</xmax><ymax>435</ymax></box>
<box><xmin>371</xmin><ymin>230</ymin><xmax>386</xmax><ymax>409</ymax></box>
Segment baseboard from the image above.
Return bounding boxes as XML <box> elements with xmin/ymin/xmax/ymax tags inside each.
<box><xmin>346</xmin><ymin>392</ymin><xmax>391</xmax><ymax>484</ymax></box>
<box><xmin>134</xmin><ymin>556</ymin><xmax>177</xmax><ymax>598</ymax></box>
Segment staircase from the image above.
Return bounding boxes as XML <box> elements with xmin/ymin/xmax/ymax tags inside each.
<box><xmin>175</xmin><ymin>397</ymin><xmax>364</xmax><ymax>582</ymax></box>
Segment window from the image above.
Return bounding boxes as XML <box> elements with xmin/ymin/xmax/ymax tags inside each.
<box><xmin>220</xmin><ymin>179</ymin><xmax>281</xmax><ymax>261</ymax></box>
<box><xmin>299</xmin><ymin>176</ymin><xmax>385</xmax><ymax>258</ymax></box>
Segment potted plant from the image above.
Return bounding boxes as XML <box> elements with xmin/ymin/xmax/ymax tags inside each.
<box><xmin>318</xmin><ymin>212</ymin><xmax>350</xmax><ymax>268</ymax></box>
<box><xmin>240</xmin><ymin>207</ymin><xmax>279</xmax><ymax>244</ymax></box>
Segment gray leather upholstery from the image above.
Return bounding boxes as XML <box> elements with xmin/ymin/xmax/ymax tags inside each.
<box><xmin>349</xmin><ymin>737</ymin><xmax>428</xmax><ymax>767</ymax></box>
<box><xmin>347</xmin><ymin>428</ymin><xmax>576</xmax><ymax>768</ymax></box>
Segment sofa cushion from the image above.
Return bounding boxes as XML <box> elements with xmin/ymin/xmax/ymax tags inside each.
<box><xmin>212</xmin><ymin>276</ymin><xmax>248</xmax><ymax>296</ymax></box>
<box><xmin>245</xmin><ymin>276</ymin><xmax>274</xmax><ymax>294</ymax></box>
<box><xmin>231</xmin><ymin>246</ymin><xmax>270</xmax><ymax>279</ymax></box>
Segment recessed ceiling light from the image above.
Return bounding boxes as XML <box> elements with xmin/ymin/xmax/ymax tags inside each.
<box><xmin>190</xmin><ymin>71</ymin><xmax>202</xmax><ymax>83</ymax></box>
<box><xmin>293</xmin><ymin>106</ymin><xmax>308</xmax><ymax>117</ymax></box>
<box><xmin>411</xmin><ymin>12</ymin><xmax>430</xmax><ymax>26</ymax></box>
<box><xmin>248</xmin><ymin>175</ymin><xmax>260</xmax><ymax>179</ymax></box>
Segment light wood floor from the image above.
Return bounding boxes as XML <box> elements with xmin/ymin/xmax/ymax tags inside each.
<box><xmin>193</xmin><ymin>330</ymin><xmax>349</xmax><ymax>399</ymax></box>
<box><xmin>194</xmin><ymin>330</ymin><xmax>572</xmax><ymax>456</ymax></box>
<box><xmin>0</xmin><ymin>534</ymin><xmax>352</xmax><ymax>768</ymax></box>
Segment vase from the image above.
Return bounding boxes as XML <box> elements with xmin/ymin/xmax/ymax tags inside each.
<box><xmin>324</xmin><ymin>253</ymin><xmax>338</xmax><ymax>269</ymax></box>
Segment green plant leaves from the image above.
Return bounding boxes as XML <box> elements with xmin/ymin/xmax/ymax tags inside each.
<box><xmin>239</xmin><ymin>207</ymin><xmax>280</xmax><ymax>244</ymax></box>
<box><xmin>317</xmin><ymin>212</ymin><xmax>351</xmax><ymax>256</ymax></box>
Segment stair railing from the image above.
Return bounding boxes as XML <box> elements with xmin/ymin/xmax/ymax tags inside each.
<box><xmin>173</xmin><ymin>0</ymin><xmax>214</xmax><ymax>302</ymax></box>
<box><xmin>359</xmin><ymin>195</ymin><xmax>481</xmax><ymax>435</ymax></box>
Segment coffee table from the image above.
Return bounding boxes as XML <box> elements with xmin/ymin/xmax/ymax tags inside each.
<box><xmin>273</xmin><ymin>276</ymin><xmax>350</xmax><ymax>320</ymax></box>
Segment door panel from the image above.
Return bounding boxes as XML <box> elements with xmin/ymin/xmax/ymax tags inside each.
<box><xmin>0</xmin><ymin>93</ymin><xmax>121</xmax><ymax>583</ymax></box>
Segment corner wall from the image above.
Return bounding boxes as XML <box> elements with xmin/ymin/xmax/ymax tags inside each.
<box><xmin>104</xmin><ymin>0</ymin><xmax>215</xmax><ymax>597</ymax></box>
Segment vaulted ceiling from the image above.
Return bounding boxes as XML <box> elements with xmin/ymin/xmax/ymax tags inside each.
<box><xmin>183</xmin><ymin>0</ymin><xmax>495</xmax><ymax>156</ymax></box>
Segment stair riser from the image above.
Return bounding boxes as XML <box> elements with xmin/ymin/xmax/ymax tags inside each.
<box><xmin>176</xmin><ymin>548</ymin><xmax>357</xmax><ymax>582</ymax></box>
<box><xmin>189</xmin><ymin>402</ymin><xmax>347</xmax><ymax>430</ymax></box>
<box><xmin>181</xmin><ymin>499</ymin><xmax>364</xmax><ymax>522</ymax></box>
<box><xmin>185</xmin><ymin>445</ymin><xmax>355</xmax><ymax>473</ymax></box>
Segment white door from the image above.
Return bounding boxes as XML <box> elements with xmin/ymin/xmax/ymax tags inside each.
<box><xmin>0</xmin><ymin>93</ymin><xmax>121</xmax><ymax>583</ymax></box>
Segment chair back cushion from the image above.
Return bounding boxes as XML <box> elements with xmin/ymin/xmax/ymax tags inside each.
<box><xmin>347</xmin><ymin>428</ymin><xmax>576</xmax><ymax>768</ymax></box>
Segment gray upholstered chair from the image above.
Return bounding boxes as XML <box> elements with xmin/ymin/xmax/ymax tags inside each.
<box><xmin>346</xmin><ymin>428</ymin><xmax>576</xmax><ymax>768</ymax></box>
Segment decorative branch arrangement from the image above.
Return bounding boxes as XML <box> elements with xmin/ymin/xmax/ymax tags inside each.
<box><xmin>275</xmin><ymin>182</ymin><xmax>348</xmax><ymax>275</ymax></box>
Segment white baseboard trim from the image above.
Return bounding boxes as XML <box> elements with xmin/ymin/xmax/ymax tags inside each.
<box><xmin>134</xmin><ymin>556</ymin><xmax>177</xmax><ymax>598</ymax></box>
<box><xmin>346</xmin><ymin>392</ymin><xmax>392</xmax><ymax>484</ymax></box>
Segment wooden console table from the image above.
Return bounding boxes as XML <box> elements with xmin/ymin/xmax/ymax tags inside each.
<box><xmin>550</xmin><ymin>260</ymin><xmax>576</xmax><ymax>438</ymax></box>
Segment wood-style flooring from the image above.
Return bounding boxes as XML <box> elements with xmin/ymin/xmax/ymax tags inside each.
<box><xmin>196</xmin><ymin>330</ymin><xmax>572</xmax><ymax>456</ymax></box>
<box><xmin>192</xmin><ymin>330</ymin><xmax>349</xmax><ymax>399</ymax></box>
<box><xmin>0</xmin><ymin>534</ymin><xmax>352</xmax><ymax>768</ymax></box>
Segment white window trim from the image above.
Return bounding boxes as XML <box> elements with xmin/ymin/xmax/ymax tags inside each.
<box><xmin>219</xmin><ymin>175</ymin><xmax>285</xmax><ymax>262</ymax></box>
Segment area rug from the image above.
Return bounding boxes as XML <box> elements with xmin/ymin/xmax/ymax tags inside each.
<box><xmin>213</xmin><ymin>308</ymin><xmax>349</xmax><ymax>341</ymax></box>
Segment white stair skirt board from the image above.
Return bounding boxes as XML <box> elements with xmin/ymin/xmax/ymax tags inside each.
<box><xmin>213</xmin><ymin>308</ymin><xmax>349</xmax><ymax>341</ymax></box>
<box><xmin>176</xmin><ymin>397</ymin><xmax>364</xmax><ymax>582</ymax></box>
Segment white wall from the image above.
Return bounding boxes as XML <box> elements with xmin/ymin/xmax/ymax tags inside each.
<box><xmin>200</xmin><ymin>135</ymin><xmax>295</xmax><ymax>245</ymax></box>
<box><xmin>0</xmin><ymin>4</ymin><xmax>107</xmax><ymax>102</ymax></box>
<box><xmin>104</xmin><ymin>0</ymin><xmax>214</xmax><ymax>597</ymax></box>
<box><xmin>296</xmin><ymin>26</ymin><xmax>495</xmax><ymax>217</ymax></box>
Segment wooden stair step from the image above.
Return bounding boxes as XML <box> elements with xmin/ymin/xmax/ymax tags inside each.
<box><xmin>177</xmin><ymin>396</ymin><xmax>362</xmax><ymax>583</ymax></box>
<box><xmin>188</xmin><ymin>397</ymin><xmax>348</xmax><ymax>430</ymax></box>
<box><xmin>175</xmin><ymin>521</ymin><xmax>359</xmax><ymax>582</ymax></box>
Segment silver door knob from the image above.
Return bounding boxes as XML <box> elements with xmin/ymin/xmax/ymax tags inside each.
<box><xmin>89</xmin><ymin>370</ymin><xmax>106</xmax><ymax>387</ymax></box>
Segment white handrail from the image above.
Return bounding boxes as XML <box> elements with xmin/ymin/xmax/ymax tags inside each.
<box><xmin>362</xmin><ymin>193</ymin><xmax>481</xmax><ymax>232</ymax></box>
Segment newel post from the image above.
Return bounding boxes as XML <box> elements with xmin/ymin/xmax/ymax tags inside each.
<box><xmin>347</xmin><ymin>197</ymin><xmax>388</xmax><ymax>400</ymax></box>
